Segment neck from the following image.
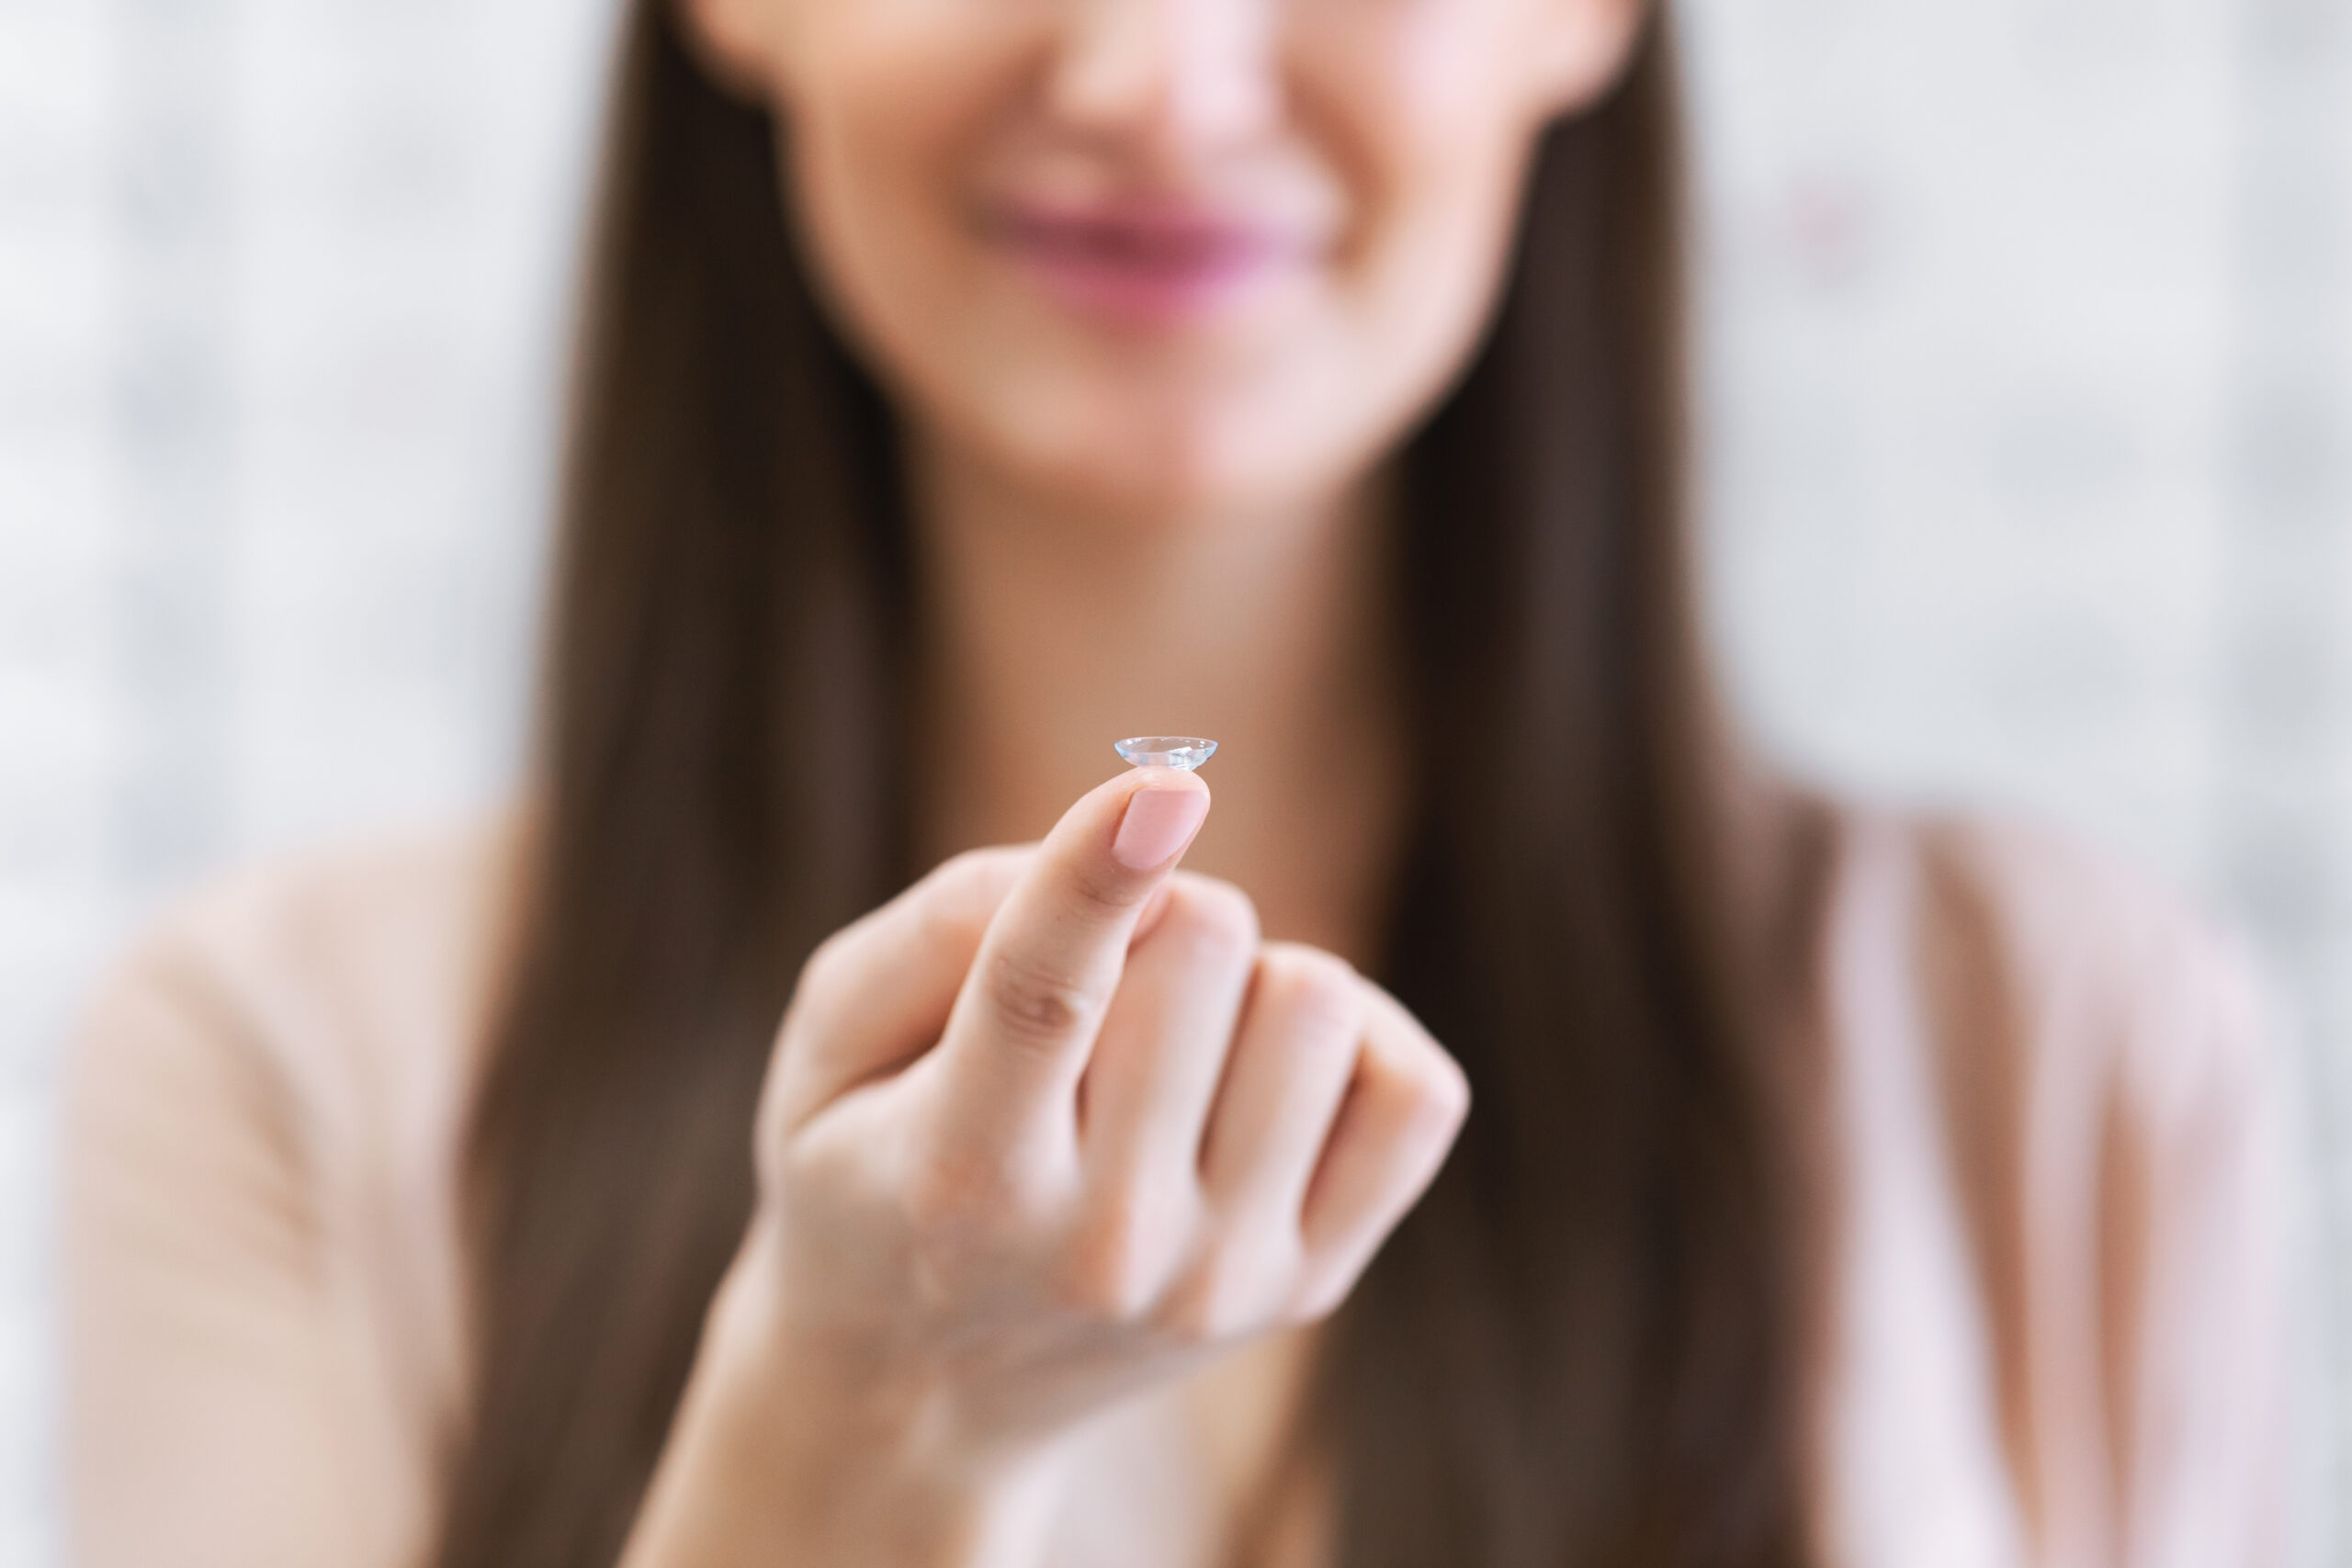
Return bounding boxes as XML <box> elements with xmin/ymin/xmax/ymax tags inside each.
<box><xmin>908</xmin><ymin>439</ymin><xmax>1408</xmax><ymax>964</ymax></box>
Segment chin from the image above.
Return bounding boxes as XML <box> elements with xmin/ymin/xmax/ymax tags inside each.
<box><xmin>988</xmin><ymin>371</ymin><xmax>1366</xmax><ymax>525</ymax></box>
<box><xmin>1045</xmin><ymin>420</ymin><xmax>1353</xmax><ymax>527</ymax></box>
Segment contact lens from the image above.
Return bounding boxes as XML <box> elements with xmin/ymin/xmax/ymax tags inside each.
<box><xmin>1114</xmin><ymin>736</ymin><xmax>1218</xmax><ymax>771</ymax></box>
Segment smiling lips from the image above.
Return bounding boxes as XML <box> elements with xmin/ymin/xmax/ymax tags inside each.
<box><xmin>993</xmin><ymin>197</ymin><xmax>1312</xmax><ymax>328</ymax></box>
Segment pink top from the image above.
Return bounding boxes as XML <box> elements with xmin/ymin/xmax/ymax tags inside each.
<box><xmin>60</xmin><ymin>808</ymin><xmax>2292</xmax><ymax>1566</ymax></box>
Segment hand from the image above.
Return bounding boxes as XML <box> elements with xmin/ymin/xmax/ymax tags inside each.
<box><xmin>625</xmin><ymin>767</ymin><xmax>1467</xmax><ymax>1567</ymax></box>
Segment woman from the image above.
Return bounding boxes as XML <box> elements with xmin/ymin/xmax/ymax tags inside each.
<box><xmin>62</xmin><ymin>0</ymin><xmax>2290</xmax><ymax>1563</ymax></box>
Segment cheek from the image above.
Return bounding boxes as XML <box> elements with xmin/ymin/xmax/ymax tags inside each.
<box><xmin>775</xmin><ymin>0</ymin><xmax>1551</xmax><ymax>512</ymax></box>
<box><xmin>1364</xmin><ymin>6</ymin><xmax>1546</xmax><ymax>271</ymax></box>
<box><xmin>782</xmin><ymin>12</ymin><xmax>1030</xmax><ymax>395</ymax></box>
<box><xmin>784</xmin><ymin>15</ymin><xmax>1167</xmax><ymax>502</ymax></box>
<box><xmin>1291</xmin><ymin>8</ymin><xmax>1544</xmax><ymax>418</ymax></box>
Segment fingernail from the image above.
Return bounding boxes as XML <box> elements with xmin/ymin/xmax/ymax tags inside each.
<box><xmin>1113</xmin><ymin>787</ymin><xmax>1210</xmax><ymax>870</ymax></box>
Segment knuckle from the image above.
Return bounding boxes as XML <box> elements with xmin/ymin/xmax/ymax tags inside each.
<box><xmin>942</xmin><ymin>844</ymin><xmax>1026</xmax><ymax>882</ymax></box>
<box><xmin>1053</xmin><ymin>1245</ymin><xmax>1141</xmax><ymax>1323</ymax></box>
<box><xmin>1158</xmin><ymin>878</ymin><xmax>1261</xmax><ymax>964</ymax></box>
<box><xmin>945</xmin><ymin>843</ymin><xmax>1028</xmax><ymax>897</ymax></box>
<box><xmin>1432</xmin><ymin>1056</ymin><xmax>1473</xmax><ymax>1123</ymax></box>
<box><xmin>793</xmin><ymin>925</ymin><xmax>859</xmax><ymax>1002</ymax></box>
<box><xmin>919</xmin><ymin>850</ymin><xmax>1021</xmax><ymax>944</ymax></box>
<box><xmin>1057</xmin><ymin>1192</ymin><xmax>1189</xmax><ymax>1320</ymax></box>
<box><xmin>899</xmin><ymin>1156</ymin><xmax>991</xmax><ymax>1238</ymax></box>
<box><xmin>1288</xmin><ymin>1263</ymin><xmax>1359</xmax><ymax>1325</ymax></box>
<box><xmin>1160</xmin><ymin>1233</ymin><xmax>1296</xmax><ymax>1346</ymax></box>
<box><xmin>982</xmin><ymin>946</ymin><xmax>1101</xmax><ymax>1049</ymax></box>
<box><xmin>1411</xmin><ymin>1044</ymin><xmax>1474</xmax><ymax>1129</ymax></box>
<box><xmin>1257</xmin><ymin>944</ymin><xmax>1364</xmax><ymax>1037</ymax></box>
<box><xmin>1362</xmin><ymin>985</ymin><xmax>1469</xmax><ymax>1127</ymax></box>
<box><xmin>1155</xmin><ymin>1280</ymin><xmax>1225</xmax><ymax>1347</ymax></box>
<box><xmin>900</xmin><ymin>1147</ymin><xmax>1042</xmax><ymax>1242</ymax></box>
<box><xmin>1066</xmin><ymin>855</ymin><xmax>1145</xmax><ymax>920</ymax></box>
<box><xmin>913</xmin><ymin>886</ymin><xmax>990</xmax><ymax>959</ymax></box>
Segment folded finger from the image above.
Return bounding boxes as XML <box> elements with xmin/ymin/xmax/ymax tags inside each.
<box><xmin>1079</xmin><ymin>874</ymin><xmax>1260</xmax><ymax>1191</ymax></box>
<box><xmin>1294</xmin><ymin>984</ymin><xmax>1469</xmax><ymax>1315</ymax></box>
<box><xmin>1199</xmin><ymin>945</ymin><xmax>1366</xmax><ymax>1222</ymax></box>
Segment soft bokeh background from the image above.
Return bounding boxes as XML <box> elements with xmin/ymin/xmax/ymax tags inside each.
<box><xmin>4</xmin><ymin>0</ymin><xmax>2348</xmax><ymax>1560</ymax></box>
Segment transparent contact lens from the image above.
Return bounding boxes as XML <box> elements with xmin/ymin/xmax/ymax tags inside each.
<box><xmin>1114</xmin><ymin>736</ymin><xmax>1218</xmax><ymax>771</ymax></box>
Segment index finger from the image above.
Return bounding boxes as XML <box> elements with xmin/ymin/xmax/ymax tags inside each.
<box><xmin>927</xmin><ymin>764</ymin><xmax>1213</xmax><ymax>1150</ymax></box>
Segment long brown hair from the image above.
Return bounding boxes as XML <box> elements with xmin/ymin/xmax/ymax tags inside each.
<box><xmin>437</xmin><ymin>6</ymin><xmax>1827</xmax><ymax>1565</ymax></box>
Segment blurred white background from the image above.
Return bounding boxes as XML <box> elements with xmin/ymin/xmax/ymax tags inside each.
<box><xmin>4</xmin><ymin>0</ymin><xmax>2348</xmax><ymax>1561</ymax></box>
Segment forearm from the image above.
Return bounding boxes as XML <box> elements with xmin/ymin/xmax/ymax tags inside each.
<box><xmin>618</xmin><ymin>1238</ymin><xmax>1064</xmax><ymax>1568</ymax></box>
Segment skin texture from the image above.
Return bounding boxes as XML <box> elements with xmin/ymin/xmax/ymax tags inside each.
<box><xmin>626</xmin><ymin>774</ymin><xmax>1467</xmax><ymax>1566</ymax></box>
<box><xmin>688</xmin><ymin>0</ymin><xmax>1639</xmax><ymax>517</ymax></box>
<box><xmin>623</xmin><ymin>0</ymin><xmax>1645</xmax><ymax>1562</ymax></box>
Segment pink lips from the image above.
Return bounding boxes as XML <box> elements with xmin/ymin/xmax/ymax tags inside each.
<box><xmin>992</xmin><ymin>197</ymin><xmax>1307</xmax><ymax>328</ymax></box>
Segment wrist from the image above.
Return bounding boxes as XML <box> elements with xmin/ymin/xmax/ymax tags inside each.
<box><xmin>621</xmin><ymin>1233</ymin><xmax>1068</xmax><ymax>1568</ymax></box>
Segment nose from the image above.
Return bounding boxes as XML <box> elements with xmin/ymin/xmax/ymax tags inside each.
<box><xmin>1046</xmin><ymin>0</ymin><xmax>1283</xmax><ymax>161</ymax></box>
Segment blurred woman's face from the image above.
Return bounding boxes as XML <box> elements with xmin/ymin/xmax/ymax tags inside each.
<box><xmin>685</xmin><ymin>0</ymin><xmax>1642</xmax><ymax>519</ymax></box>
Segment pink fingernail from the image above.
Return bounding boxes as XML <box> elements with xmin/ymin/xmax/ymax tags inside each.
<box><xmin>1113</xmin><ymin>787</ymin><xmax>1210</xmax><ymax>870</ymax></box>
